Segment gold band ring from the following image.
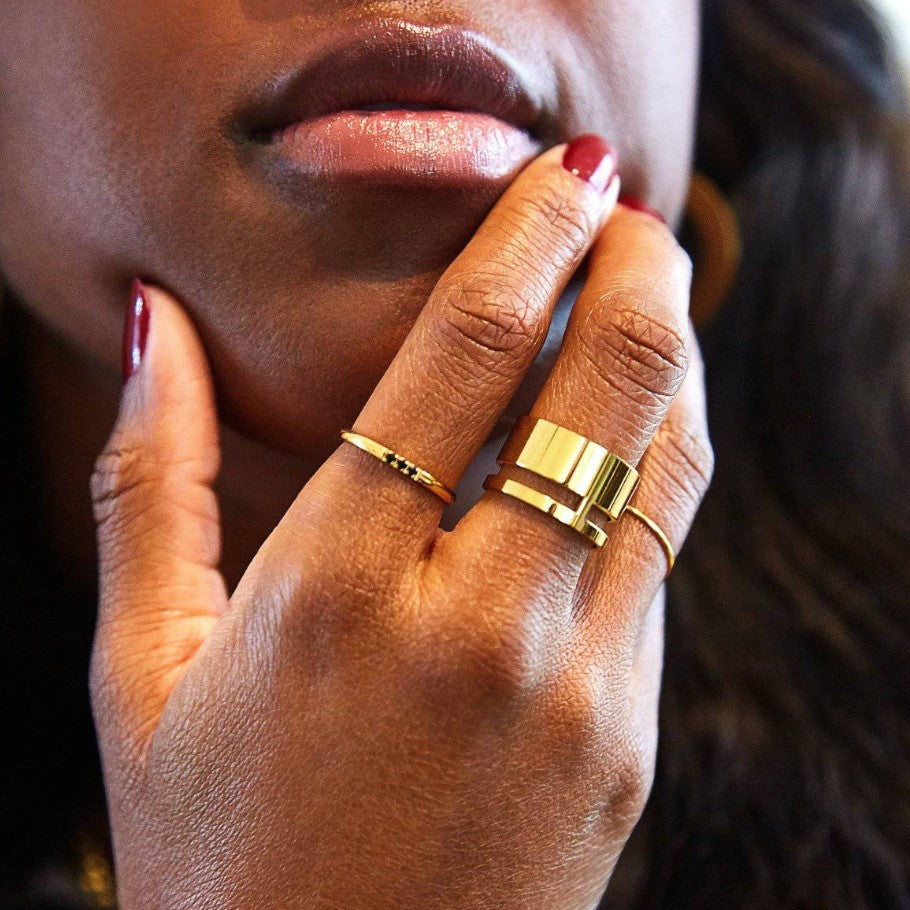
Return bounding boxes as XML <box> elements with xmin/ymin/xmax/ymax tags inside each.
<box><xmin>625</xmin><ymin>506</ymin><xmax>676</xmax><ymax>576</ymax></box>
<box><xmin>483</xmin><ymin>417</ymin><xmax>640</xmax><ymax>547</ymax></box>
<box><xmin>484</xmin><ymin>417</ymin><xmax>676</xmax><ymax>576</ymax></box>
<box><xmin>340</xmin><ymin>430</ymin><xmax>456</xmax><ymax>505</ymax></box>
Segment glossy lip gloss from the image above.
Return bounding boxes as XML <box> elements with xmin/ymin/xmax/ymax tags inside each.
<box><xmin>271</xmin><ymin>110</ymin><xmax>540</xmax><ymax>186</ymax></box>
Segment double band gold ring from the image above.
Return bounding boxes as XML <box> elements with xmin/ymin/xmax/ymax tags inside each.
<box><xmin>483</xmin><ymin>417</ymin><xmax>676</xmax><ymax>576</ymax></box>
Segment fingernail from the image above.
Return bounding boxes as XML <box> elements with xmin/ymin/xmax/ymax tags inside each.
<box><xmin>562</xmin><ymin>135</ymin><xmax>618</xmax><ymax>194</ymax></box>
<box><xmin>122</xmin><ymin>278</ymin><xmax>150</xmax><ymax>384</ymax></box>
<box><xmin>619</xmin><ymin>195</ymin><xmax>667</xmax><ymax>225</ymax></box>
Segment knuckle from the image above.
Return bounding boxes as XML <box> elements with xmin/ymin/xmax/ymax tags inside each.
<box><xmin>466</xmin><ymin>632</ymin><xmax>544</xmax><ymax>705</ymax></box>
<box><xmin>538</xmin><ymin>666</ymin><xmax>655</xmax><ymax>820</ymax></box>
<box><xmin>91</xmin><ymin>444</ymin><xmax>141</xmax><ymax>505</ymax></box>
<box><xmin>510</xmin><ymin>183</ymin><xmax>598</xmax><ymax>262</ymax></box>
<box><xmin>606</xmin><ymin>730</ymin><xmax>655</xmax><ymax>821</ymax></box>
<box><xmin>427</xmin><ymin>181</ymin><xmax>599</xmax><ymax>368</ymax></box>
<box><xmin>590</xmin><ymin>299</ymin><xmax>690</xmax><ymax>404</ymax></box>
<box><xmin>652</xmin><ymin>423</ymin><xmax>716</xmax><ymax>506</ymax></box>
<box><xmin>455</xmin><ymin>633</ymin><xmax>543</xmax><ymax>707</ymax></box>
<box><xmin>539</xmin><ymin>668</ymin><xmax>606</xmax><ymax>757</ymax></box>
<box><xmin>90</xmin><ymin>444</ymin><xmax>154</xmax><ymax>531</ymax></box>
<box><xmin>436</xmin><ymin>276</ymin><xmax>546</xmax><ymax>361</ymax></box>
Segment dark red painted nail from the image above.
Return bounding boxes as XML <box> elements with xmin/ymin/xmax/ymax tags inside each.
<box><xmin>619</xmin><ymin>195</ymin><xmax>667</xmax><ymax>224</ymax></box>
<box><xmin>122</xmin><ymin>278</ymin><xmax>150</xmax><ymax>384</ymax></box>
<box><xmin>562</xmin><ymin>135</ymin><xmax>618</xmax><ymax>194</ymax></box>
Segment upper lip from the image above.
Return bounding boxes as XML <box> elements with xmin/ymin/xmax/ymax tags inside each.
<box><xmin>240</xmin><ymin>20</ymin><xmax>545</xmax><ymax>140</ymax></box>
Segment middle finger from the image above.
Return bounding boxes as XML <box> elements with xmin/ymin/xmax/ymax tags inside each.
<box><xmin>451</xmin><ymin>203</ymin><xmax>692</xmax><ymax>584</ymax></box>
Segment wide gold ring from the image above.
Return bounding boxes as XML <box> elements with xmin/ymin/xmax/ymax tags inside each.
<box><xmin>483</xmin><ymin>417</ymin><xmax>676</xmax><ymax>576</ymax></box>
<box><xmin>340</xmin><ymin>430</ymin><xmax>456</xmax><ymax>505</ymax></box>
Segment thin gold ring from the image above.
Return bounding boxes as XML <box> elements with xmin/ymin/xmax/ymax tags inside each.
<box><xmin>625</xmin><ymin>505</ymin><xmax>676</xmax><ymax>576</ymax></box>
<box><xmin>340</xmin><ymin>430</ymin><xmax>456</xmax><ymax>505</ymax></box>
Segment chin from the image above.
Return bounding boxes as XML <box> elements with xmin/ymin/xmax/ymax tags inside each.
<box><xmin>204</xmin><ymin>268</ymin><xmax>445</xmax><ymax>462</ymax></box>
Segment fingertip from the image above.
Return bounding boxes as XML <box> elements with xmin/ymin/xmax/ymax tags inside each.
<box><xmin>134</xmin><ymin>282</ymin><xmax>215</xmax><ymax>399</ymax></box>
<box><xmin>561</xmin><ymin>134</ymin><xmax>618</xmax><ymax>194</ymax></box>
<box><xmin>122</xmin><ymin>278</ymin><xmax>150</xmax><ymax>385</ymax></box>
<box><xmin>594</xmin><ymin>195</ymin><xmax>690</xmax><ymax>278</ymax></box>
<box><xmin>519</xmin><ymin>136</ymin><xmax>620</xmax><ymax>204</ymax></box>
<box><xmin>115</xmin><ymin>279</ymin><xmax>220</xmax><ymax>474</ymax></box>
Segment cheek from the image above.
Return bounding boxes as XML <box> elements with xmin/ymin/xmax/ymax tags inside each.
<box><xmin>0</xmin><ymin>3</ymin><xmax>206</xmax><ymax>358</ymax></box>
<box><xmin>0</xmin><ymin>7</ymin><xmax>115</xmax><ymax>353</ymax></box>
<box><xmin>637</xmin><ymin>2</ymin><xmax>701</xmax><ymax>213</ymax></box>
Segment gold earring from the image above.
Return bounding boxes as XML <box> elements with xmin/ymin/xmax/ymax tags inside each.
<box><xmin>685</xmin><ymin>172</ymin><xmax>742</xmax><ymax>326</ymax></box>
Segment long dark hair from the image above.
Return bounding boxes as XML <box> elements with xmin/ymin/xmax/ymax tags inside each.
<box><xmin>2</xmin><ymin>0</ymin><xmax>908</xmax><ymax>905</ymax></box>
<box><xmin>610</xmin><ymin>0</ymin><xmax>910</xmax><ymax>906</ymax></box>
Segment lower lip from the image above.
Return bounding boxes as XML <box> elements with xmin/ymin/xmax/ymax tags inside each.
<box><xmin>267</xmin><ymin>110</ymin><xmax>540</xmax><ymax>186</ymax></box>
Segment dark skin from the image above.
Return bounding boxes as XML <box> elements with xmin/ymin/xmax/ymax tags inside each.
<box><xmin>0</xmin><ymin>0</ymin><xmax>697</xmax><ymax>584</ymax></box>
<box><xmin>0</xmin><ymin>2</ymin><xmax>709</xmax><ymax>907</ymax></box>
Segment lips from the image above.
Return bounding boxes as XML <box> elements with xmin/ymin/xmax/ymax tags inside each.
<box><xmin>239</xmin><ymin>20</ymin><xmax>547</xmax><ymax>188</ymax></box>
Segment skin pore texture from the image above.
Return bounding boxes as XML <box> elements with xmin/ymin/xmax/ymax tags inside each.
<box><xmin>0</xmin><ymin>0</ymin><xmax>698</xmax><ymax>593</ymax></box>
<box><xmin>4</xmin><ymin>2</ymin><xmax>909</xmax><ymax>906</ymax></box>
<box><xmin>0</xmin><ymin>3</ymin><xmax>713</xmax><ymax>908</ymax></box>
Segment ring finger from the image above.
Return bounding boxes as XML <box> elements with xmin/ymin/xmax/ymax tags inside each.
<box><xmin>573</xmin><ymin>344</ymin><xmax>714</xmax><ymax>663</ymax></box>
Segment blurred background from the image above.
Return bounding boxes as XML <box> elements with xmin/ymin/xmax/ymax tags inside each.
<box><xmin>874</xmin><ymin>0</ymin><xmax>910</xmax><ymax>72</ymax></box>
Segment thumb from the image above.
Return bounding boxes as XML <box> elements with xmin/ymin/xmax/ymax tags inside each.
<box><xmin>90</xmin><ymin>279</ymin><xmax>227</xmax><ymax>757</ymax></box>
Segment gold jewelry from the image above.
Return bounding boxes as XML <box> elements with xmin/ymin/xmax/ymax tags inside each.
<box><xmin>340</xmin><ymin>430</ymin><xmax>455</xmax><ymax>504</ymax></box>
<box><xmin>77</xmin><ymin>831</ymin><xmax>117</xmax><ymax>909</ymax></box>
<box><xmin>626</xmin><ymin>505</ymin><xmax>676</xmax><ymax>575</ymax></box>
<box><xmin>484</xmin><ymin>473</ymin><xmax>612</xmax><ymax>546</ymax></box>
<box><xmin>484</xmin><ymin>417</ymin><xmax>675</xmax><ymax>575</ymax></box>
<box><xmin>685</xmin><ymin>172</ymin><xmax>742</xmax><ymax>327</ymax></box>
<box><xmin>497</xmin><ymin>417</ymin><xmax>638</xmax><ymax>546</ymax></box>
<box><xmin>484</xmin><ymin>417</ymin><xmax>640</xmax><ymax>548</ymax></box>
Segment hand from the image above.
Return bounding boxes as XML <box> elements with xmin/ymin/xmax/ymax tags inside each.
<box><xmin>90</xmin><ymin>141</ymin><xmax>713</xmax><ymax>910</ymax></box>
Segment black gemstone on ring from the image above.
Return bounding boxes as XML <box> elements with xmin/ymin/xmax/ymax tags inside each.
<box><xmin>382</xmin><ymin>451</ymin><xmax>422</xmax><ymax>480</ymax></box>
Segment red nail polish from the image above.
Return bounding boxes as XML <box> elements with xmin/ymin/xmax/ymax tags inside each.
<box><xmin>619</xmin><ymin>195</ymin><xmax>667</xmax><ymax>225</ymax></box>
<box><xmin>122</xmin><ymin>278</ymin><xmax>150</xmax><ymax>384</ymax></box>
<box><xmin>562</xmin><ymin>135</ymin><xmax>618</xmax><ymax>194</ymax></box>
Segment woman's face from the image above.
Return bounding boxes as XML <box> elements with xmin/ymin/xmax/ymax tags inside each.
<box><xmin>0</xmin><ymin>1</ymin><xmax>698</xmax><ymax>460</ymax></box>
